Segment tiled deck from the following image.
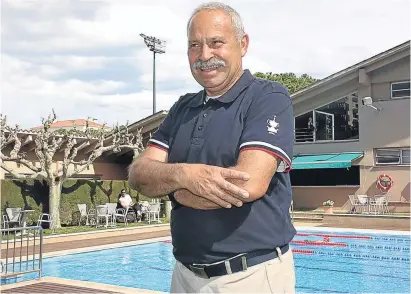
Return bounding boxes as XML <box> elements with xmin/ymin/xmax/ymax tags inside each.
<box><xmin>2</xmin><ymin>281</ymin><xmax>118</xmax><ymax>293</ymax></box>
<box><xmin>1</xmin><ymin>277</ymin><xmax>163</xmax><ymax>293</ymax></box>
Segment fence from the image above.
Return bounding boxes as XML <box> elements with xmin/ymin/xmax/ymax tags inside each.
<box><xmin>1</xmin><ymin>226</ymin><xmax>43</xmax><ymax>281</ymax></box>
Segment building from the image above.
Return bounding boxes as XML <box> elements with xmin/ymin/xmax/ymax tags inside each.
<box><xmin>290</xmin><ymin>40</ymin><xmax>410</xmax><ymax>212</ymax></box>
<box><xmin>31</xmin><ymin>119</ymin><xmax>112</xmax><ymax>131</ymax></box>
<box><xmin>0</xmin><ymin>113</ymin><xmax>167</xmax><ymax>181</ymax></box>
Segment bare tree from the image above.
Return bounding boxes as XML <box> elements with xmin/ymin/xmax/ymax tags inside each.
<box><xmin>0</xmin><ymin>110</ymin><xmax>144</xmax><ymax>229</ymax></box>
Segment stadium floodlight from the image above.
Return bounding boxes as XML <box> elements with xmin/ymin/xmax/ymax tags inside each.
<box><xmin>140</xmin><ymin>33</ymin><xmax>167</xmax><ymax>114</ymax></box>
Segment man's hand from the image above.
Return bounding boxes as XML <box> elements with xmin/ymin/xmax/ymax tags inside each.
<box><xmin>174</xmin><ymin>189</ymin><xmax>221</xmax><ymax>210</ymax></box>
<box><xmin>173</xmin><ymin>150</ymin><xmax>280</xmax><ymax>210</ymax></box>
<box><xmin>228</xmin><ymin>149</ymin><xmax>279</xmax><ymax>202</ymax></box>
<box><xmin>180</xmin><ymin>164</ymin><xmax>250</xmax><ymax>208</ymax></box>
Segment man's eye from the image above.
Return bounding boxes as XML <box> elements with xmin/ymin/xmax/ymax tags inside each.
<box><xmin>212</xmin><ymin>41</ymin><xmax>224</xmax><ymax>46</ymax></box>
<box><xmin>190</xmin><ymin>43</ymin><xmax>199</xmax><ymax>48</ymax></box>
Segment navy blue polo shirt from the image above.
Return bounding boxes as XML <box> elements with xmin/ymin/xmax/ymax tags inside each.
<box><xmin>148</xmin><ymin>69</ymin><xmax>296</xmax><ymax>264</ymax></box>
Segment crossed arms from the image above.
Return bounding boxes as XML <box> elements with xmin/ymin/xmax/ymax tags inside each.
<box><xmin>127</xmin><ymin>146</ymin><xmax>279</xmax><ymax>210</ymax></box>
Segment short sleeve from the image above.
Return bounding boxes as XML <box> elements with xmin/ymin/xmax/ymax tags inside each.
<box><xmin>239</xmin><ymin>91</ymin><xmax>294</xmax><ymax>172</ymax></box>
<box><xmin>147</xmin><ymin>102</ymin><xmax>178</xmax><ymax>152</ymax></box>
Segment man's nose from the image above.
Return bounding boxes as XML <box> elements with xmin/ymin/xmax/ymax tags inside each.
<box><xmin>199</xmin><ymin>44</ymin><xmax>213</xmax><ymax>61</ymax></box>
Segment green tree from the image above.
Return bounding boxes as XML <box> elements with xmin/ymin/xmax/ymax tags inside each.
<box><xmin>253</xmin><ymin>72</ymin><xmax>319</xmax><ymax>94</ymax></box>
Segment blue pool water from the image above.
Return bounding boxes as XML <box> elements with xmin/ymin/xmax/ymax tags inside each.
<box><xmin>3</xmin><ymin>228</ymin><xmax>410</xmax><ymax>293</ymax></box>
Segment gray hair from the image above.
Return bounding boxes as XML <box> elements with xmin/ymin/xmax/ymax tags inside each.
<box><xmin>187</xmin><ymin>2</ymin><xmax>245</xmax><ymax>42</ymax></box>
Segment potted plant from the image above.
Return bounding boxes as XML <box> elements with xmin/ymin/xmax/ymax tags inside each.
<box><xmin>323</xmin><ymin>200</ymin><xmax>334</xmax><ymax>214</ymax></box>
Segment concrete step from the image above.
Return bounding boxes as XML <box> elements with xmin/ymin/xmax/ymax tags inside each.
<box><xmin>292</xmin><ymin>216</ymin><xmax>323</xmax><ymax>222</ymax></box>
<box><xmin>292</xmin><ymin>212</ymin><xmax>324</xmax><ymax>219</ymax></box>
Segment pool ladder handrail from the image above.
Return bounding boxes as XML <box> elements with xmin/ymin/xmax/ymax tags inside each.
<box><xmin>0</xmin><ymin>225</ymin><xmax>43</xmax><ymax>280</ymax></box>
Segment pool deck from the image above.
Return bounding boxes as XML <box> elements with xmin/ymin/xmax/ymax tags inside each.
<box><xmin>1</xmin><ymin>277</ymin><xmax>162</xmax><ymax>293</ymax></box>
<box><xmin>1</xmin><ymin>220</ymin><xmax>409</xmax><ymax>293</ymax></box>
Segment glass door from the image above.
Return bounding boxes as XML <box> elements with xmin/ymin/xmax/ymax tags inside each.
<box><xmin>314</xmin><ymin>110</ymin><xmax>334</xmax><ymax>141</ymax></box>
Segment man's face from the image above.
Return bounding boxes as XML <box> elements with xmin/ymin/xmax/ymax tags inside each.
<box><xmin>187</xmin><ymin>10</ymin><xmax>249</xmax><ymax>95</ymax></box>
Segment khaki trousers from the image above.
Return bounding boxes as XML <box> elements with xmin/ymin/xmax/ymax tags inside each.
<box><xmin>170</xmin><ymin>249</ymin><xmax>296</xmax><ymax>293</ymax></box>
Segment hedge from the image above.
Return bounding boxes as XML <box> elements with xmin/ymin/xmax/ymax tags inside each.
<box><xmin>1</xmin><ymin>179</ymin><xmax>156</xmax><ymax>226</ymax></box>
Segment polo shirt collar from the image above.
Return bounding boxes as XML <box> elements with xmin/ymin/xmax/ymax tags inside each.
<box><xmin>188</xmin><ymin>69</ymin><xmax>255</xmax><ymax>108</ymax></box>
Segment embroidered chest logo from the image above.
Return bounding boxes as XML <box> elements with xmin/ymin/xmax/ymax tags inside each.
<box><xmin>267</xmin><ymin>115</ymin><xmax>279</xmax><ymax>135</ymax></box>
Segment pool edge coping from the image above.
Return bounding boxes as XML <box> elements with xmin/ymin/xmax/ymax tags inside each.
<box><xmin>294</xmin><ymin>225</ymin><xmax>411</xmax><ymax>235</ymax></box>
<box><xmin>0</xmin><ymin>223</ymin><xmax>170</xmax><ymax>245</ymax></box>
<box><xmin>1</xmin><ymin>236</ymin><xmax>172</xmax><ymax>263</ymax></box>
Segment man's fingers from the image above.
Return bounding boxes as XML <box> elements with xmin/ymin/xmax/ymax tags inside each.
<box><xmin>218</xmin><ymin>180</ymin><xmax>249</xmax><ymax>199</ymax></box>
<box><xmin>209</xmin><ymin>188</ymin><xmax>244</xmax><ymax>208</ymax></box>
<box><xmin>206</xmin><ymin>194</ymin><xmax>235</xmax><ymax>209</ymax></box>
<box><xmin>220</xmin><ymin>168</ymin><xmax>250</xmax><ymax>181</ymax></box>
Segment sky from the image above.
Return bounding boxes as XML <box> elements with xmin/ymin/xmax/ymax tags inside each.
<box><xmin>1</xmin><ymin>0</ymin><xmax>410</xmax><ymax>129</ymax></box>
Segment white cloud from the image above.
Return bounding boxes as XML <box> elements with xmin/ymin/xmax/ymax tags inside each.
<box><xmin>1</xmin><ymin>0</ymin><xmax>409</xmax><ymax>129</ymax></box>
<box><xmin>2</xmin><ymin>55</ymin><xmax>125</xmax><ymax>95</ymax></box>
<box><xmin>40</xmin><ymin>55</ymin><xmax>111</xmax><ymax>71</ymax></box>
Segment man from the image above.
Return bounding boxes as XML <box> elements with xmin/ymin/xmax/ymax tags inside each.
<box><xmin>128</xmin><ymin>2</ymin><xmax>296</xmax><ymax>293</ymax></box>
<box><xmin>118</xmin><ymin>189</ymin><xmax>142</xmax><ymax>222</ymax></box>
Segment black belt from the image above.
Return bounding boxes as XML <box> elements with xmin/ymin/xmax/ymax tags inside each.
<box><xmin>183</xmin><ymin>244</ymin><xmax>289</xmax><ymax>279</ymax></box>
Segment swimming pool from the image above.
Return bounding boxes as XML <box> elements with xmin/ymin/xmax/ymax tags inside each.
<box><xmin>3</xmin><ymin>227</ymin><xmax>410</xmax><ymax>293</ymax></box>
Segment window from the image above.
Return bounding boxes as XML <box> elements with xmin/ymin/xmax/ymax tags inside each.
<box><xmin>391</xmin><ymin>81</ymin><xmax>410</xmax><ymax>99</ymax></box>
<box><xmin>294</xmin><ymin>111</ymin><xmax>314</xmax><ymax>142</ymax></box>
<box><xmin>375</xmin><ymin>148</ymin><xmax>410</xmax><ymax>165</ymax></box>
<box><xmin>291</xmin><ymin>166</ymin><xmax>360</xmax><ymax>186</ymax></box>
<box><xmin>402</xmin><ymin>149</ymin><xmax>410</xmax><ymax>164</ymax></box>
<box><xmin>294</xmin><ymin>92</ymin><xmax>359</xmax><ymax>143</ymax></box>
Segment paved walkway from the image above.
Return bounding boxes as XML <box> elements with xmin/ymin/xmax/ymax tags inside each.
<box><xmin>1</xmin><ymin>277</ymin><xmax>162</xmax><ymax>293</ymax></box>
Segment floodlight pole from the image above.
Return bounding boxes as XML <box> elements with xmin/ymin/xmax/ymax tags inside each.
<box><xmin>139</xmin><ymin>33</ymin><xmax>166</xmax><ymax>114</ymax></box>
<box><xmin>153</xmin><ymin>51</ymin><xmax>156</xmax><ymax>115</ymax></box>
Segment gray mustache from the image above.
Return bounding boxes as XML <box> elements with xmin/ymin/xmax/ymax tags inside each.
<box><xmin>193</xmin><ymin>58</ymin><xmax>226</xmax><ymax>70</ymax></box>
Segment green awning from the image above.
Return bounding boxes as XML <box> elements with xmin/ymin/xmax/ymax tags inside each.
<box><xmin>291</xmin><ymin>152</ymin><xmax>363</xmax><ymax>170</ymax></box>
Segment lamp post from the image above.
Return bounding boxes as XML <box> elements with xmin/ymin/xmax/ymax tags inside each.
<box><xmin>139</xmin><ymin>33</ymin><xmax>166</xmax><ymax>115</ymax></box>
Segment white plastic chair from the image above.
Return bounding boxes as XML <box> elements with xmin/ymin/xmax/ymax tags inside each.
<box><xmin>147</xmin><ymin>203</ymin><xmax>161</xmax><ymax>224</ymax></box>
<box><xmin>105</xmin><ymin>203</ymin><xmax>117</xmax><ymax>215</ymax></box>
<box><xmin>37</xmin><ymin>213</ymin><xmax>53</xmax><ymax>229</ymax></box>
<box><xmin>114</xmin><ymin>208</ymin><xmax>129</xmax><ymax>226</ymax></box>
<box><xmin>95</xmin><ymin>205</ymin><xmax>115</xmax><ymax>228</ymax></box>
<box><xmin>348</xmin><ymin>195</ymin><xmax>360</xmax><ymax>214</ymax></box>
<box><xmin>356</xmin><ymin>195</ymin><xmax>369</xmax><ymax>214</ymax></box>
<box><xmin>77</xmin><ymin>204</ymin><xmax>91</xmax><ymax>226</ymax></box>
<box><xmin>371</xmin><ymin>195</ymin><xmax>390</xmax><ymax>214</ymax></box>
<box><xmin>106</xmin><ymin>203</ymin><xmax>119</xmax><ymax>226</ymax></box>
<box><xmin>5</xmin><ymin>208</ymin><xmax>22</xmax><ymax>227</ymax></box>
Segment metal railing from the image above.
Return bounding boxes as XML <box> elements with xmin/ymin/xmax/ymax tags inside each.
<box><xmin>1</xmin><ymin>226</ymin><xmax>43</xmax><ymax>281</ymax></box>
<box><xmin>294</xmin><ymin>128</ymin><xmax>315</xmax><ymax>143</ymax></box>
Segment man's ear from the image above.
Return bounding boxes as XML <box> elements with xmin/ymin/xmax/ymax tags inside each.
<box><xmin>241</xmin><ymin>34</ymin><xmax>249</xmax><ymax>57</ymax></box>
